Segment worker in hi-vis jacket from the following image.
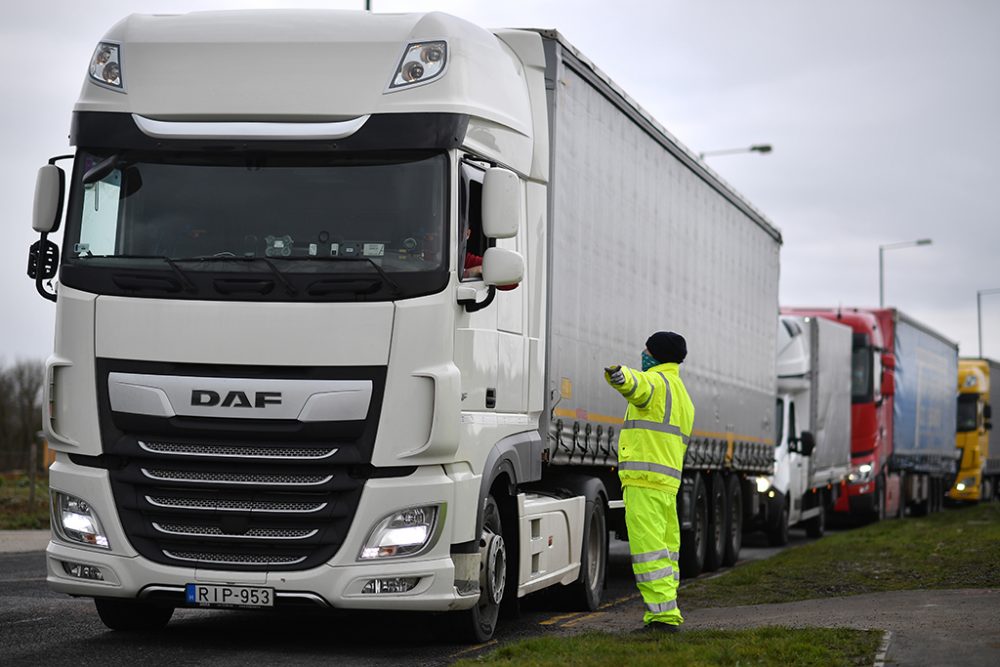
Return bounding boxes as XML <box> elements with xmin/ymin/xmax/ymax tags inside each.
<box><xmin>604</xmin><ymin>331</ymin><xmax>694</xmax><ymax>633</ymax></box>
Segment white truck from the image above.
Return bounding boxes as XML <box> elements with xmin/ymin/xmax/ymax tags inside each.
<box><xmin>28</xmin><ymin>10</ymin><xmax>781</xmax><ymax>642</ymax></box>
<box><xmin>762</xmin><ymin>314</ymin><xmax>852</xmax><ymax>544</ymax></box>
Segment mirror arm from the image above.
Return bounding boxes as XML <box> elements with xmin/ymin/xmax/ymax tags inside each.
<box><xmin>34</xmin><ymin>232</ymin><xmax>57</xmax><ymax>303</ymax></box>
<box><xmin>459</xmin><ymin>285</ymin><xmax>496</xmax><ymax>313</ymax></box>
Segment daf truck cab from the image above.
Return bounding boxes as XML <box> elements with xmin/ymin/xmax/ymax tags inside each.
<box><xmin>950</xmin><ymin>359</ymin><xmax>998</xmax><ymax>502</ymax></box>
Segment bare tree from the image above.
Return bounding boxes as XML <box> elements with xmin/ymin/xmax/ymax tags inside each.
<box><xmin>0</xmin><ymin>360</ymin><xmax>44</xmax><ymax>472</ymax></box>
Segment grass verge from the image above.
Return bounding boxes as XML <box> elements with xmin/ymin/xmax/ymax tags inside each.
<box><xmin>683</xmin><ymin>502</ymin><xmax>1000</xmax><ymax>609</ymax></box>
<box><xmin>457</xmin><ymin>627</ymin><xmax>882</xmax><ymax>667</ymax></box>
<box><xmin>0</xmin><ymin>473</ymin><xmax>50</xmax><ymax>530</ymax></box>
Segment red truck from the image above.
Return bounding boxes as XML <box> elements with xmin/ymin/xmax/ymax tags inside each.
<box><xmin>783</xmin><ymin>307</ymin><xmax>959</xmax><ymax>520</ymax></box>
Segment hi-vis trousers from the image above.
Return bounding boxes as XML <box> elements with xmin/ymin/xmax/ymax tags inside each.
<box><xmin>623</xmin><ymin>485</ymin><xmax>683</xmax><ymax>626</ymax></box>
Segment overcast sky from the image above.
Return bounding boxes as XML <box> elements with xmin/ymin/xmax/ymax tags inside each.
<box><xmin>3</xmin><ymin>0</ymin><xmax>999</xmax><ymax>364</ymax></box>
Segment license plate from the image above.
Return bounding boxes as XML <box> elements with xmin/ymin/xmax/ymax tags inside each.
<box><xmin>185</xmin><ymin>584</ymin><xmax>274</xmax><ymax>608</ymax></box>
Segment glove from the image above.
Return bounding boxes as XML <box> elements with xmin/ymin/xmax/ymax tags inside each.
<box><xmin>605</xmin><ymin>365</ymin><xmax>626</xmax><ymax>386</ymax></box>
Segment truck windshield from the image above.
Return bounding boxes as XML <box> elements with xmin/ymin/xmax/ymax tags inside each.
<box><xmin>61</xmin><ymin>151</ymin><xmax>449</xmax><ymax>301</ymax></box>
<box><xmin>957</xmin><ymin>394</ymin><xmax>979</xmax><ymax>432</ymax></box>
<box><xmin>851</xmin><ymin>335</ymin><xmax>873</xmax><ymax>403</ymax></box>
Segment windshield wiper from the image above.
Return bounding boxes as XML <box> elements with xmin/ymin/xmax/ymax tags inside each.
<box><xmin>281</xmin><ymin>256</ymin><xmax>403</xmax><ymax>297</ymax></box>
<box><xmin>179</xmin><ymin>256</ymin><xmax>298</xmax><ymax>296</ymax></box>
<box><xmin>80</xmin><ymin>254</ymin><xmax>198</xmax><ymax>293</ymax></box>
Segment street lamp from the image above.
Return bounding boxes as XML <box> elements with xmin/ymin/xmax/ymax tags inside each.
<box><xmin>878</xmin><ymin>238</ymin><xmax>932</xmax><ymax>308</ymax></box>
<box><xmin>699</xmin><ymin>144</ymin><xmax>773</xmax><ymax>159</ymax></box>
<box><xmin>977</xmin><ymin>288</ymin><xmax>1000</xmax><ymax>358</ymax></box>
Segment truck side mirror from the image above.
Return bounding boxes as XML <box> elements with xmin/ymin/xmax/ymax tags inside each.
<box><xmin>984</xmin><ymin>404</ymin><xmax>993</xmax><ymax>421</ymax></box>
<box><xmin>33</xmin><ymin>164</ymin><xmax>65</xmax><ymax>233</ymax></box>
<box><xmin>881</xmin><ymin>369</ymin><xmax>894</xmax><ymax>397</ymax></box>
<box><xmin>799</xmin><ymin>431</ymin><xmax>816</xmax><ymax>456</ymax></box>
<box><xmin>481</xmin><ymin>247</ymin><xmax>523</xmax><ymax>287</ymax></box>
<box><xmin>482</xmin><ymin>167</ymin><xmax>521</xmax><ymax>239</ymax></box>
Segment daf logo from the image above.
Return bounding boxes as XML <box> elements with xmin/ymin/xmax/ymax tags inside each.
<box><xmin>191</xmin><ymin>390</ymin><xmax>283</xmax><ymax>409</ymax></box>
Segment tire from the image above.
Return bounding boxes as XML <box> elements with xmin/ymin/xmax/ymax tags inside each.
<box><xmin>702</xmin><ymin>475</ymin><xmax>727</xmax><ymax>573</ymax></box>
<box><xmin>896</xmin><ymin>472</ymin><xmax>906</xmax><ymax>519</ymax></box>
<box><xmin>457</xmin><ymin>495</ymin><xmax>508</xmax><ymax>643</ymax></box>
<box><xmin>721</xmin><ymin>474</ymin><xmax>743</xmax><ymax>567</ymax></box>
<box><xmin>874</xmin><ymin>478</ymin><xmax>886</xmax><ymax>522</ymax></box>
<box><xmin>566</xmin><ymin>495</ymin><xmax>607</xmax><ymax>611</ymax></box>
<box><xmin>94</xmin><ymin>598</ymin><xmax>173</xmax><ymax>631</ymax></box>
<box><xmin>766</xmin><ymin>494</ymin><xmax>789</xmax><ymax>547</ymax></box>
<box><xmin>804</xmin><ymin>491</ymin><xmax>826</xmax><ymax>538</ymax></box>
<box><xmin>679</xmin><ymin>472</ymin><xmax>707</xmax><ymax>578</ymax></box>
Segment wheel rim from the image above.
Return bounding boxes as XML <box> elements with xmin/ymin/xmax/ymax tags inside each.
<box><xmin>485</xmin><ymin>532</ymin><xmax>507</xmax><ymax>605</ymax></box>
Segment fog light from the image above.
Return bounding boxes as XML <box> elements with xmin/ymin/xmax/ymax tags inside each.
<box><xmin>362</xmin><ymin>577</ymin><xmax>419</xmax><ymax>594</ymax></box>
<box><xmin>767</xmin><ymin>490</ymin><xmax>776</xmax><ymax>498</ymax></box>
<box><xmin>62</xmin><ymin>561</ymin><xmax>104</xmax><ymax>581</ymax></box>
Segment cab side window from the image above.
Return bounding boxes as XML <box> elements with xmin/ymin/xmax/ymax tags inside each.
<box><xmin>459</xmin><ymin>162</ymin><xmax>486</xmax><ymax>281</ymax></box>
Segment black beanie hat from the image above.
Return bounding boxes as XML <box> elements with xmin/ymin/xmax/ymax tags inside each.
<box><xmin>646</xmin><ymin>331</ymin><xmax>687</xmax><ymax>364</ymax></box>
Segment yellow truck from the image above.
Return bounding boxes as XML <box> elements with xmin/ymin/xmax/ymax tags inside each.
<box><xmin>949</xmin><ymin>359</ymin><xmax>999</xmax><ymax>502</ymax></box>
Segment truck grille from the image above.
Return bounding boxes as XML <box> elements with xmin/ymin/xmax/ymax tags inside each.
<box><xmin>95</xmin><ymin>360</ymin><xmax>390</xmax><ymax>573</ymax></box>
<box><xmin>139</xmin><ymin>440</ymin><xmax>338</xmax><ymax>460</ymax></box>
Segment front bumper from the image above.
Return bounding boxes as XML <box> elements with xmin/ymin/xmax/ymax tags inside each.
<box><xmin>46</xmin><ymin>462</ymin><xmax>480</xmax><ymax>612</ymax></box>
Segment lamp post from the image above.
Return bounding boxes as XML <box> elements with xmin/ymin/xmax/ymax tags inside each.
<box><xmin>698</xmin><ymin>144</ymin><xmax>772</xmax><ymax>159</ymax></box>
<box><xmin>977</xmin><ymin>288</ymin><xmax>1000</xmax><ymax>358</ymax></box>
<box><xmin>878</xmin><ymin>239</ymin><xmax>932</xmax><ymax>308</ymax></box>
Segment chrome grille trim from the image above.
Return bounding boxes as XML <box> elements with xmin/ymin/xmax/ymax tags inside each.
<box><xmin>145</xmin><ymin>496</ymin><xmax>328</xmax><ymax>514</ymax></box>
<box><xmin>162</xmin><ymin>550</ymin><xmax>308</xmax><ymax>566</ymax></box>
<box><xmin>138</xmin><ymin>440</ymin><xmax>338</xmax><ymax>460</ymax></box>
<box><xmin>141</xmin><ymin>469</ymin><xmax>332</xmax><ymax>486</ymax></box>
<box><xmin>153</xmin><ymin>523</ymin><xmax>318</xmax><ymax>540</ymax></box>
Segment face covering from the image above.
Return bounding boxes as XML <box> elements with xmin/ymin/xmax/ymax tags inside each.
<box><xmin>641</xmin><ymin>351</ymin><xmax>659</xmax><ymax>371</ymax></box>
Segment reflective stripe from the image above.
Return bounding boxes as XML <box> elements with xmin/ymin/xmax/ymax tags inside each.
<box><xmin>632</xmin><ymin>548</ymin><xmax>680</xmax><ymax>564</ymax></box>
<box><xmin>633</xmin><ymin>564</ymin><xmax>675</xmax><ymax>583</ymax></box>
<box><xmin>622</xmin><ymin>419</ymin><xmax>690</xmax><ymax>444</ymax></box>
<box><xmin>674</xmin><ymin>571</ymin><xmax>680</xmax><ymax>581</ymax></box>
<box><xmin>622</xmin><ymin>369</ymin><xmax>639</xmax><ymax>398</ymax></box>
<box><xmin>636</xmin><ymin>379</ymin><xmax>655</xmax><ymax>409</ymax></box>
<box><xmin>645</xmin><ymin>600</ymin><xmax>678</xmax><ymax>613</ymax></box>
<box><xmin>658</xmin><ymin>372</ymin><xmax>672</xmax><ymax>422</ymax></box>
<box><xmin>618</xmin><ymin>460</ymin><xmax>683</xmax><ymax>480</ymax></box>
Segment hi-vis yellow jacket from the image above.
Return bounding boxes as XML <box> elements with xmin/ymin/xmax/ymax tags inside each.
<box><xmin>605</xmin><ymin>362</ymin><xmax>695</xmax><ymax>493</ymax></box>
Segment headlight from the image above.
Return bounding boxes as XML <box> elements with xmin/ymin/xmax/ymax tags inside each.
<box><xmin>88</xmin><ymin>42</ymin><xmax>124</xmax><ymax>91</ymax></box>
<box><xmin>955</xmin><ymin>476</ymin><xmax>977</xmax><ymax>492</ymax></box>
<box><xmin>387</xmin><ymin>41</ymin><xmax>447</xmax><ymax>91</ymax></box>
<box><xmin>51</xmin><ymin>491</ymin><xmax>110</xmax><ymax>549</ymax></box>
<box><xmin>847</xmin><ymin>463</ymin><xmax>875</xmax><ymax>484</ymax></box>
<box><xmin>755</xmin><ymin>476</ymin><xmax>772</xmax><ymax>493</ymax></box>
<box><xmin>359</xmin><ymin>505</ymin><xmax>441</xmax><ymax>560</ymax></box>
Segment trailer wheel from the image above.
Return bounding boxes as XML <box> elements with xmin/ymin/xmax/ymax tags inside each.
<box><xmin>566</xmin><ymin>494</ymin><xmax>607</xmax><ymax>611</ymax></box>
<box><xmin>895</xmin><ymin>472</ymin><xmax>906</xmax><ymax>519</ymax></box>
<box><xmin>458</xmin><ymin>494</ymin><xmax>507</xmax><ymax>643</ymax></box>
<box><xmin>804</xmin><ymin>491</ymin><xmax>826</xmax><ymax>538</ymax></box>
<box><xmin>94</xmin><ymin>598</ymin><xmax>173</xmax><ymax>631</ymax></box>
<box><xmin>679</xmin><ymin>472</ymin><xmax>707</xmax><ymax>578</ymax></box>
<box><xmin>721</xmin><ymin>474</ymin><xmax>742</xmax><ymax>567</ymax></box>
<box><xmin>702</xmin><ymin>475</ymin><xmax>727</xmax><ymax>572</ymax></box>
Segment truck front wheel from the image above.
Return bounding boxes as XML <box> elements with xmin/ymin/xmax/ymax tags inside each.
<box><xmin>94</xmin><ymin>598</ymin><xmax>173</xmax><ymax>631</ymax></box>
<box><xmin>766</xmin><ymin>492</ymin><xmax>789</xmax><ymax>546</ymax></box>
<box><xmin>458</xmin><ymin>494</ymin><xmax>506</xmax><ymax>643</ymax></box>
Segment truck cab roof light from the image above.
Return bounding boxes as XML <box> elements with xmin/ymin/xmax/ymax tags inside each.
<box><xmin>89</xmin><ymin>42</ymin><xmax>124</xmax><ymax>91</ymax></box>
<box><xmin>387</xmin><ymin>41</ymin><xmax>447</xmax><ymax>92</ymax></box>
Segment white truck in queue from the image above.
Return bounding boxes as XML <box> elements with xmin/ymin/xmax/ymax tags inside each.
<box><xmin>761</xmin><ymin>315</ymin><xmax>852</xmax><ymax>544</ymax></box>
<box><xmin>28</xmin><ymin>10</ymin><xmax>782</xmax><ymax>642</ymax></box>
